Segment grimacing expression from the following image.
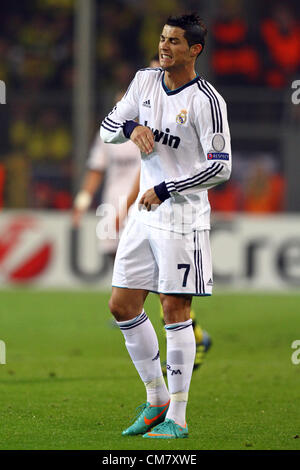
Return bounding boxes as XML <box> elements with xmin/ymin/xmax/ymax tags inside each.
<box><xmin>159</xmin><ymin>25</ymin><xmax>201</xmax><ymax>70</ymax></box>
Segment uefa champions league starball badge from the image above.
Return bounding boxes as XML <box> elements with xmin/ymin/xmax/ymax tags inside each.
<box><xmin>212</xmin><ymin>134</ymin><xmax>225</xmax><ymax>152</ymax></box>
<box><xmin>176</xmin><ymin>109</ymin><xmax>187</xmax><ymax>124</ymax></box>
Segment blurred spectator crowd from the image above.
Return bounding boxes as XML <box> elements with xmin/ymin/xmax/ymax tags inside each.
<box><xmin>209</xmin><ymin>152</ymin><xmax>285</xmax><ymax>213</ymax></box>
<box><xmin>211</xmin><ymin>0</ymin><xmax>300</xmax><ymax>88</ymax></box>
<box><xmin>0</xmin><ymin>0</ymin><xmax>74</xmax><ymax>209</ymax></box>
<box><xmin>0</xmin><ymin>0</ymin><xmax>299</xmax><ymax>212</ymax></box>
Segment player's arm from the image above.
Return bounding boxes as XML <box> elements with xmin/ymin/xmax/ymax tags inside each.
<box><xmin>72</xmin><ymin>169</ymin><xmax>104</xmax><ymax>227</ymax></box>
<box><xmin>73</xmin><ymin>134</ymin><xmax>109</xmax><ymax>226</ymax></box>
<box><xmin>100</xmin><ymin>72</ymin><xmax>154</xmax><ymax>154</ymax></box>
<box><xmin>125</xmin><ymin>167</ymin><xmax>140</xmax><ymax>211</ymax></box>
<box><xmin>147</xmin><ymin>95</ymin><xmax>231</xmax><ymax>205</ymax></box>
<box><xmin>115</xmin><ymin>168</ymin><xmax>140</xmax><ymax>231</ymax></box>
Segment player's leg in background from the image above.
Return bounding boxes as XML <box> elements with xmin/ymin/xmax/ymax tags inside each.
<box><xmin>109</xmin><ymin>287</ymin><xmax>170</xmax><ymax>435</ymax></box>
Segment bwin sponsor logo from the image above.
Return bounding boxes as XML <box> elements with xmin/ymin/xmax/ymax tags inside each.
<box><xmin>144</xmin><ymin>121</ymin><xmax>180</xmax><ymax>149</ymax></box>
<box><xmin>167</xmin><ymin>364</ymin><xmax>182</xmax><ymax>375</ymax></box>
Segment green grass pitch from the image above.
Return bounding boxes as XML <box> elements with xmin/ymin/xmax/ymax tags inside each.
<box><xmin>0</xmin><ymin>289</ymin><xmax>299</xmax><ymax>450</ymax></box>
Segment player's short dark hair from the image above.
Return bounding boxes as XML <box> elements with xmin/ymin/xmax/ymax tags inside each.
<box><xmin>165</xmin><ymin>13</ymin><xmax>207</xmax><ymax>56</ymax></box>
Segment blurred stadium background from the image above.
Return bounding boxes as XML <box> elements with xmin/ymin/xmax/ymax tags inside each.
<box><xmin>0</xmin><ymin>0</ymin><xmax>300</xmax><ymax>291</ymax></box>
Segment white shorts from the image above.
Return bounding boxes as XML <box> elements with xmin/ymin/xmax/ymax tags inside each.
<box><xmin>112</xmin><ymin>217</ymin><xmax>213</xmax><ymax>296</ymax></box>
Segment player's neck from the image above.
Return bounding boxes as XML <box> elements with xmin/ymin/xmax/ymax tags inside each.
<box><xmin>163</xmin><ymin>67</ymin><xmax>197</xmax><ymax>91</ymax></box>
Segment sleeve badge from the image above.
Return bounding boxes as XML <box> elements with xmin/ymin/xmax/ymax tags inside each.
<box><xmin>212</xmin><ymin>134</ymin><xmax>225</xmax><ymax>152</ymax></box>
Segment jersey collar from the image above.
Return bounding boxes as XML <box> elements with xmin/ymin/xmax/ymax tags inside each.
<box><xmin>161</xmin><ymin>72</ymin><xmax>199</xmax><ymax>96</ymax></box>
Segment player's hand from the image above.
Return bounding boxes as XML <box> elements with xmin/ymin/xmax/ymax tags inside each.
<box><xmin>131</xmin><ymin>126</ymin><xmax>154</xmax><ymax>155</ymax></box>
<box><xmin>139</xmin><ymin>188</ymin><xmax>162</xmax><ymax>212</ymax></box>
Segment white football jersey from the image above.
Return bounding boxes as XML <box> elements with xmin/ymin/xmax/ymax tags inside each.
<box><xmin>87</xmin><ymin>134</ymin><xmax>140</xmax><ymax>210</ymax></box>
<box><xmin>100</xmin><ymin>68</ymin><xmax>231</xmax><ymax>233</ymax></box>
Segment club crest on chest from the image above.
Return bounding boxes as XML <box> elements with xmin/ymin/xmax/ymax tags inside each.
<box><xmin>176</xmin><ymin>109</ymin><xmax>187</xmax><ymax>125</ymax></box>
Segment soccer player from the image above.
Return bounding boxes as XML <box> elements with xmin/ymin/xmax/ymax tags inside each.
<box><xmin>118</xmin><ymin>56</ymin><xmax>213</xmax><ymax>373</ymax></box>
<box><xmin>100</xmin><ymin>13</ymin><xmax>231</xmax><ymax>439</ymax></box>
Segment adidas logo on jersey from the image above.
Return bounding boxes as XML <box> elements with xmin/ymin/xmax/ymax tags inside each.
<box><xmin>143</xmin><ymin>99</ymin><xmax>151</xmax><ymax>108</ymax></box>
<box><xmin>144</xmin><ymin>121</ymin><xmax>181</xmax><ymax>149</ymax></box>
<box><xmin>207</xmin><ymin>278</ymin><xmax>213</xmax><ymax>286</ymax></box>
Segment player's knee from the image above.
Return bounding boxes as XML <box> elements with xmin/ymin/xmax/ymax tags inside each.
<box><xmin>162</xmin><ymin>303</ymin><xmax>181</xmax><ymax>324</ymax></box>
<box><xmin>108</xmin><ymin>296</ymin><xmax>135</xmax><ymax>322</ymax></box>
<box><xmin>161</xmin><ymin>296</ymin><xmax>191</xmax><ymax>324</ymax></box>
<box><xmin>108</xmin><ymin>297</ymin><xmax>123</xmax><ymax>320</ymax></box>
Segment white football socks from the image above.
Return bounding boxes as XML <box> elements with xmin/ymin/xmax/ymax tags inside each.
<box><xmin>117</xmin><ymin>311</ymin><xmax>169</xmax><ymax>406</ymax></box>
<box><xmin>144</xmin><ymin>376</ymin><xmax>170</xmax><ymax>407</ymax></box>
<box><xmin>165</xmin><ymin>319</ymin><xmax>196</xmax><ymax>427</ymax></box>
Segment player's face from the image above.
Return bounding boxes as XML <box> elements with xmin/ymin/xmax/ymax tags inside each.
<box><xmin>159</xmin><ymin>25</ymin><xmax>192</xmax><ymax>70</ymax></box>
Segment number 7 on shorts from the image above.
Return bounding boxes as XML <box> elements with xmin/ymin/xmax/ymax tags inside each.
<box><xmin>177</xmin><ymin>264</ymin><xmax>190</xmax><ymax>287</ymax></box>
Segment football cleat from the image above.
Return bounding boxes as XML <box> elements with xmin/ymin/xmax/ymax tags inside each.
<box><xmin>122</xmin><ymin>401</ymin><xmax>170</xmax><ymax>436</ymax></box>
<box><xmin>143</xmin><ymin>418</ymin><xmax>188</xmax><ymax>439</ymax></box>
<box><xmin>193</xmin><ymin>330</ymin><xmax>212</xmax><ymax>370</ymax></box>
